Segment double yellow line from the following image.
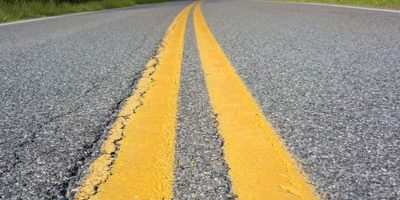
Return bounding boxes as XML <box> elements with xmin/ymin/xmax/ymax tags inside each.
<box><xmin>75</xmin><ymin>2</ymin><xmax>318</xmax><ymax>200</ymax></box>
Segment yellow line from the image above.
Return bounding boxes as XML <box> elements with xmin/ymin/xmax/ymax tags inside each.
<box><xmin>193</xmin><ymin>3</ymin><xmax>318</xmax><ymax>200</ymax></box>
<box><xmin>75</xmin><ymin>3</ymin><xmax>193</xmax><ymax>200</ymax></box>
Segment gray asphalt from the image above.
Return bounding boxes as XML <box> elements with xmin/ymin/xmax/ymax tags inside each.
<box><xmin>173</xmin><ymin>12</ymin><xmax>235</xmax><ymax>200</ymax></box>
<box><xmin>1</xmin><ymin>0</ymin><xmax>399</xmax><ymax>199</ymax></box>
<box><xmin>0</xmin><ymin>2</ymin><xmax>188</xmax><ymax>199</ymax></box>
<box><xmin>202</xmin><ymin>0</ymin><xmax>400</xmax><ymax>199</ymax></box>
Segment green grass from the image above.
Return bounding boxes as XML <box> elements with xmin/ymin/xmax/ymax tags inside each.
<box><xmin>0</xmin><ymin>0</ymin><xmax>170</xmax><ymax>23</ymax></box>
<box><xmin>276</xmin><ymin>0</ymin><xmax>400</xmax><ymax>9</ymax></box>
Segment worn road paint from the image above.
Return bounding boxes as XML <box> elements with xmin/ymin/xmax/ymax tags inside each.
<box><xmin>193</xmin><ymin>3</ymin><xmax>318</xmax><ymax>200</ymax></box>
<box><xmin>75</xmin><ymin>3</ymin><xmax>193</xmax><ymax>200</ymax></box>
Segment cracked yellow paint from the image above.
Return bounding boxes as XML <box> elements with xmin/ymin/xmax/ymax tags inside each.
<box><xmin>193</xmin><ymin>3</ymin><xmax>318</xmax><ymax>200</ymax></box>
<box><xmin>75</xmin><ymin>3</ymin><xmax>193</xmax><ymax>200</ymax></box>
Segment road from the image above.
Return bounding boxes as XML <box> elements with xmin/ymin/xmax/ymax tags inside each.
<box><xmin>0</xmin><ymin>0</ymin><xmax>399</xmax><ymax>199</ymax></box>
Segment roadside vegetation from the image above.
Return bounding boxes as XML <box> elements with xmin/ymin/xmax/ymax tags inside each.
<box><xmin>278</xmin><ymin>0</ymin><xmax>400</xmax><ymax>9</ymax></box>
<box><xmin>0</xmin><ymin>0</ymin><xmax>170</xmax><ymax>23</ymax></box>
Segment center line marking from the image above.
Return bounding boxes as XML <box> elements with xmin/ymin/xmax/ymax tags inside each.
<box><xmin>193</xmin><ymin>3</ymin><xmax>318</xmax><ymax>199</ymax></box>
<box><xmin>75</xmin><ymin>3</ymin><xmax>194</xmax><ymax>199</ymax></box>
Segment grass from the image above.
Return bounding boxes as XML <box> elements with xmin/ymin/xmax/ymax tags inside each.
<box><xmin>275</xmin><ymin>0</ymin><xmax>400</xmax><ymax>9</ymax></box>
<box><xmin>0</xmin><ymin>0</ymin><xmax>170</xmax><ymax>23</ymax></box>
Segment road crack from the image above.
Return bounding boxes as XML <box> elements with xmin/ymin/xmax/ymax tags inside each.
<box><xmin>71</xmin><ymin>39</ymin><xmax>166</xmax><ymax>200</ymax></box>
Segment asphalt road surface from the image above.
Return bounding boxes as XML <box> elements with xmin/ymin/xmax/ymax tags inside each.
<box><xmin>0</xmin><ymin>0</ymin><xmax>399</xmax><ymax>199</ymax></box>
